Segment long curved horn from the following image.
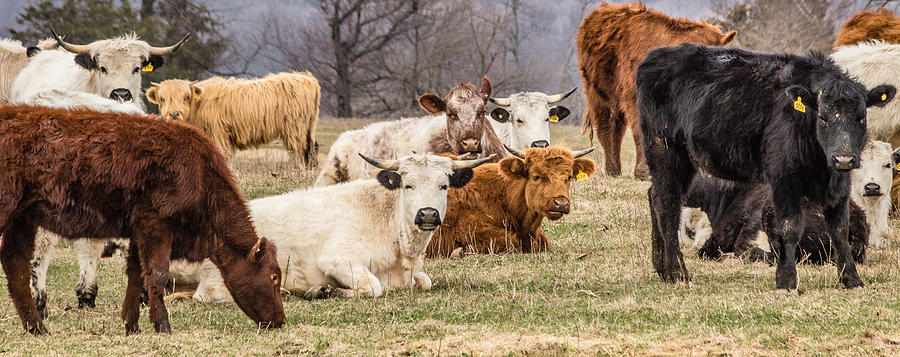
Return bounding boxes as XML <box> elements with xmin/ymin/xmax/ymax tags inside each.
<box><xmin>489</xmin><ymin>97</ymin><xmax>511</xmax><ymax>107</ymax></box>
<box><xmin>572</xmin><ymin>147</ymin><xmax>595</xmax><ymax>158</ymax></box>
<box><xmin>504</xmin><ymin>144</ymin><xmax>526</xmax><ymax>159</ymax></box>
<box><xmin>451</xmin><ymin>154</ymin><xmax>496</xmax><ymax>170</ymax></box>
<box><xmin>358</xmin><ymin>153</ymin><xmax>400</xmax><ymax>171</ymax></box>
<box><xmin>50</xmin><ymin>27</ymin><xmax>90</xmax><ymax>54</ymax></box>
<box><xmin>547</xmin><ymin>87</ymin><xmax>578</xmax><ymax>104</ymax></box>
<box><xmin>149</xmin><ymin>33</ymin><xmax>191</xmax><ymax>56</ymax></box>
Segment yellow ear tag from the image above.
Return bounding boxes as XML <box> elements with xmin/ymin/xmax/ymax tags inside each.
<box><xmin>141</xmin><ymin>63</ymin><xmax>154</xmax><ymax>72</ymax></box>
<box><xmin>793</xmin><ymin>97</ymin><xmax>805</xmax><ymax>113</ymax></box>
<box><xmin>882</xmin><ymin>93</ymin><xmax>888</xmax><ymax>101</ymax></box>
<box><xmin>896</xmin><ymin>162</ymin><xmax>900</xmax><ymax>171</ymax></box>
<box><xmin>576</xmin><ymin>170</ymin><xmax>588</xmax><ymax>181</ymax></box>
<box><xmin>549</xmin><ymin>115</ymin><xmax>559</xmax><ymax>123</ymax></box>
<box><xmin>256</xmin><ymin>247</ymin><xmax>261</xmax><ymax>253</ymax></box>
<box><xmin>193</xmin><ymin>93</ymin><xmax>199</xmax><ymax>100</ymax></box>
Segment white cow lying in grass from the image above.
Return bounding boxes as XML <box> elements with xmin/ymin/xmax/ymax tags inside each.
<box><xmin>488</xmin><ymin>88</ymin><xmax>577</xmax><ymax>149</ymax></box>
<box><xmin>168</xmin><ymin>153</ymin><xmax>493</xmax><ymax>303</ymax></box>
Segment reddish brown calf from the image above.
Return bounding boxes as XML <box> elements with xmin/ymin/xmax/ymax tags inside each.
<box><xmin>0</xmin><ymin>105</ymin><xmax>285</xmax><ymax>335</ymax></box>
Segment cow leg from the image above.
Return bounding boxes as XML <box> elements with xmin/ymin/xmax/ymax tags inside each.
<box><xmin>2</xmin><ymin>218</ymin><xmax>47</xmax><ymax>335</ymax></box>
<box><xmin>771</xmin><ymin>186</ymin><xmax>804</xmax><ymax>291</ymax></box>
<box><xmin>74</xmin><ymin>239</ymin><xmax>106</xmax><ymax>309</ymax></box>
<box><xmin>825</xmin><ymin>200</ymin><xmax>864</xmax><ymax>288</ymax></box>
<box><xmin>597</xmin><ymin>110</ymin><xmax>626</xmax><ymax>176</ymax></box>
<box><xmin>645</xmin><ymin>140</ymin><xmax>693</xmax><ymax>283</ymax></box>
<box><xmin>409</xmin><ymin>254</ymin><xmax>431</xmax><ymax>292</ymax></box>
<box><xmin>30</xmin><ymin>230</ymin><xmax>59</xmax><ymax>319</ymax></box>
<box><xmin>121</xmin><ymin>242</ymin><xmax>143</xmax><ymax>335</ymax></box>
<box><xmin>648</xmin><ymin>187</ymin><xmax>665</xmax><ymax>276</ymax></box>
<box><xmin>630</xmin><ymin>126</ymin><xmax>650</xmax><ymax>181</ymax></box>
<box><xmin>318</xmin><ymin>257</ymin><xmax>383</xmax><ymax>298</ymax></box>
<box><xmin>137</xmin><ymin>229</ymin><xmax>174</xmax><ymax>333</ymax></box>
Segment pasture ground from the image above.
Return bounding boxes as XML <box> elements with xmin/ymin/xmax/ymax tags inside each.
<box><xmin>2</xmin><ymin>119</ymin><xmax>900</xmax><ymax>356</ymax></box>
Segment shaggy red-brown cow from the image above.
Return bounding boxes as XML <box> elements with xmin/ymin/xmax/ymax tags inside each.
<box><xmin>427</xmin><ymin>146</ymin><xmax>595</xmax><ymax>257</ymax></box>
<box><xmin>0</xmin><ymin>105</ymin><xmax>285</xmax><ymax>335</ymax></box>
<box><xmin>577</xmin><ymin>2</ymin><xmax>736</xmax><ymax>179</ymax></box>
<box><xmin>834</xmin><ymin>7</ymin><xmax>900</xmax><ymax>48</ymax></box>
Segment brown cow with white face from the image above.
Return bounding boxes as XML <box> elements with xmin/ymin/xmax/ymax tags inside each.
<box><xmin>428</xmin><ymin>146</ymin><xmax>596</xmax><ymax>257</ymax></box>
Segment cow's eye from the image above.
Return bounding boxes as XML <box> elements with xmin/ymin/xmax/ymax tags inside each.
<box><xmin>185</xmin><ymin>96</ymin><xmax>190</xmax><ymax>102</ymax></box>
<box><xmin>271</xmin><ymin>274</ymin><xmax>278</xmax><ymax>282</ymax></box>
<box><xmin>100</xmin><ymin>67</ymin><xmax>108</xmax><ymax>74</ymax></box>
<box><xmin>532</xmin><ymin>175</ymin><xmax>540</xmax><ymax>181</ymax></box>
<box><xmin>517</xmin><ymin>119</ymin><xmax>524</xmax><ymax>124</ymax></box>
<box><xmin>133</xmin><ymin>67</ymin><xmax>140</xmax><ymax>74</ymax></box>
<box><xmin>405</xmin><ymin>185</ymin><xmax>413</xmax><ymax>189</ymax></box>
<box><xmin>439</xmin><ymin>184</ymin><xmax>448</xmax><ymax>190</ymax></box>
<box><xmin>884</xmin><ymin>163</ymin><xmax>892</xmax><ymax>169</ymax></box>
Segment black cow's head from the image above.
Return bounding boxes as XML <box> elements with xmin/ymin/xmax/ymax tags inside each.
<box><xmin>786</xmin><ymin>80</ymin><xmax>896</xmax><ymax>171</ymax></box>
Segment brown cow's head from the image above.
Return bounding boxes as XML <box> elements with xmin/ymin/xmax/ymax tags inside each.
<box><xmin>680</xmin><ymin>24</ymin><xmax>737</xmax><ymax>46</ymax></box>
<box><xmin>213</xmin><ymin>237</ymin><xmax>286</xmax><ymax>328</ymax></box>
<box><xmin>499</xmin><ymin>146</ymin><xmax>596</xmax><ymax>220</ymax></box>
<box><xmin>418</xmin><ymin>76</ymin><xmax>492</xmax><ymax>155</ymax></box>
<box><xmin>146</xmin><ymin>79</ymin><xmax>203</xmax><ymax>121</ymax></box>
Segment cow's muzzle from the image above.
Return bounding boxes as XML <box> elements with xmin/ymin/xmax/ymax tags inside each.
<box><xmin>110</xmin><ymin>88</ymin><xmax>133</xmax><ymax>102</ymax></box>
<box><xmin>864</xmin><ymin>182</ymin><xmax>883</xmax><ymax>197</ymax></box>
<box><xmin>531</xmin><ymin>140</ymin><xmax>550</xmax><ymax>148</ymax></box>
<box><xmin>460</xmin><ymin>138</ymin><xmax>480</xmax><ymax>153</ymax></box>
<box><xmin>414</xmin><ymin>207</ymin><xmax>441</xmax><ymax>231</ymax></box>
<box><xmin>544</xmin><ymin>197</ymin><xmax>570</xmax><ymax>220</ymax></box>
<box><xmin>832</xmin><ymin>155</ymin><xmax>857</xmax><ymax>171</ymax></box>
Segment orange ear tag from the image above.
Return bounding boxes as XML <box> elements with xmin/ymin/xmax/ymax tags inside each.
<box><xmin>576</xmin><ymin>171</ymin><xmax>588</xmax><ymax>181</ymax></box>
<box><xmin>549</xmin><ymin>115</ymin><xmax>559</xmax><ymax>123</ymax></box>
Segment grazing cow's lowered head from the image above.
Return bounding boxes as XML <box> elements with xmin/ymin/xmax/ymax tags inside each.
<box><xmin>146</xmin><ymin>79</ymin><xmax>197</xmax><ymax>120</ymax></box>
<box><xmin>49</xmin><ymin>28</ymin><xmax>190</xmax><ymax>104</ymax></box>
<box><xmin>212</xmin><ymin>237</ymin><xmax>285</xmax><ymax>328</ymax></box>
<box><xmin>786</xmin><ymin>73</ymin><xmax>895</xmax><ymax>171</ymax></box>
<box><xmin>360</xmin><ymin>153</ymin><xmax>493</xmax><ymax>233</ymax></box>
<box><xmin>502</xmin><ymin>145</ymin><xmax>596</xmax><ymax>220</ymax></box>
<box><xmin>419</xmin><ymin>76</ymin><xmax>493</xmax><ymax>155</ymax></box>
<box><xmin>489</xmin><ymin>88</ymin><xmax>577</xmax><ymax>149</ymax></box>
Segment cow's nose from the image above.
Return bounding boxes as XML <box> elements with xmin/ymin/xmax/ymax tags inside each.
<box><xmin>865</xmin><ymin>182</ymin><xmax>882</xmax><ymax>196</ymax></box>
<box><xmin>109</xmin><ymin>88</ymin><xmax>132</xmax><ymax>102</ymax></box>
<box><xmin>460</xmin><ymin>138</ymin><xmax>480</xmax><ymax>153</ymax></box>
<box><xmin>551</xmin><ymin>197</ymin><xmax>570</xmax><ymax>213</ymax></box>
<box><xmin>414</xmin><ymin>207</ymin><xmax>441</xmax><ymax>230</ymax></box>
<box><xmin>531</xmin><ymin>140</ymin><xmax>550</xmax><ymax>148</ymax></box>
<box><xmin>168</xmin><ymin>112</ymin><xmax>180</xmax><ymax>119</ymax></box>
<box><xmin>832</xmin><ymin>156</ymin><xmax>855</xmax><ymax>171</ymax></box>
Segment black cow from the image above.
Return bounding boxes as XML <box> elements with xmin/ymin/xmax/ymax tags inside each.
<box><xmin>683</xmin><ymin>175</ymin><xmax>869</xmax><ymax>265</ymax></box>
<box><xmin>637</xmin><ymin>43</ymin><xmax>895</xmax><ymax>290</ymax></box>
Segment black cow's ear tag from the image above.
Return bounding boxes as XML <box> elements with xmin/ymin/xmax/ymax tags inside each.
<box><xmin>793</xmin><ymin>96</ymin><xmax>806</xmax><ymax>113</ymax></box>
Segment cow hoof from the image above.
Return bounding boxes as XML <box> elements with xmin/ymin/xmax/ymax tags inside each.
<box><xmin>633</xmin><ymin>170</ymin><xmax>651</xmax><ymax>181</ymax></box>
<box><xmin>77</xmin><ymin>292</ymin><xmax>97</xmax><ymax>309</ymax></box>
<box><xmin>842</xmin><ymin>276</ymin><xmax>864</xmax><ymax>289</ymax></box>
<box><xmin>125</xmin><ymin>324</ymin><xmax>141</xmax><ymax>336</ymax></box>
<box><xmin>154</xmin><ymin>320</ymin><xmax>171</xmax><ymax>333</ymax></box>
<box><xmin>303</xmin><ymin>286</ymin><xmax>343</xmax><ymax>300</ymax></box>
<box><xmin>775</xmin><ymin>288</ymin><xmax>799</xmax><ymax>296</ymax></box>
<box><xmin>26</xmin><ymin>321</ymin><xmax>49</xmax><ymax>336</ymax></box>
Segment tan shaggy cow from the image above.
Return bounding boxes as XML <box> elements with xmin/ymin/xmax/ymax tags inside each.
<box><xmin>577</xmin><ymin>2</ymin><xmax>736</xmax><ymax>180</ymax></box>
<box><xmin>147</xmin><ymin>72</ymin><xmax>321</xmax><ymax>169</ymax></box>
<box><xmin>427</xmin><ymin>146</ymin><xmax>596</xmax><ymax>257</ymax></box>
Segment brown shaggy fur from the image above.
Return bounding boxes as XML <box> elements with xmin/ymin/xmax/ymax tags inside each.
<box><xmin>576</xmin><ymin>2</ymin><xmax>736</xmax><ymax>179</ymax></box>
<box><xmin>428</xmin><ymin>147</ymin><xmax>596</xmax><ymax>257</ymax></box>
<box><xmin>0</xmin><ymin>105</ymin><xmax>285</xmax><ymax>335</ymax></box>
<box><xmin>834</xmin><ymin>8</ymin><xmax>900</xmax><ymax>48</ymax></box>
<box><xmin>147</xmin><ymin>72</ymin><xmax>321</xmax><ymax>169</ymax></box>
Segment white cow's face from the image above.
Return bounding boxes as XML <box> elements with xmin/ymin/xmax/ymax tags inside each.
<box><xmin>489</xmin><ymin>91</ymin><xmax>574</xmax><ymax>149</ymax></box>
<box><xmin>361</xmin><ymin>154</ymin><xmax>492</xmax><ymax>232</ymax></box>
<box><xmin>851</xmin><ymin>140</ymin><xmax>895</xmax><ymax>201</ymax></box>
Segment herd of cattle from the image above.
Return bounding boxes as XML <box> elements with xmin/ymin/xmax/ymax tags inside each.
<box><xmin>0</xmin><ymin>2</ymin><xmax>899</xmax><ymax>336</ymax></box>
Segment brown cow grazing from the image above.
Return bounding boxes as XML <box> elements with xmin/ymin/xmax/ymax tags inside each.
<box><xmin>0</xmin><ymin>105</ymin><xmax>285</xmax><ymax>335</ymax></box>
<box><xmin>834</xmin><ymin>7</ymin><xmax>900</xmax><ymax>48</ymax></box>
<box><xmin>576</xmin><ymin>2</ymin><xmax>737</xmax><ymax>180</ymax></box>
<box><xmin>427</xmin><ymin>146</ymin><xmax>596</xmax><ymax>257</ymax></box>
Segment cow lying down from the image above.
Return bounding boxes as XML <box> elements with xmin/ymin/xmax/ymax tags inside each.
<box><xmin>167</xmin><ymin>153</ymin><xmax>493</xmax><ymax>303</ymax></box>
<box><xmin>427</xmin><ymin>145</ymin><xmax>596</xmax><ymax>257</ymax></box>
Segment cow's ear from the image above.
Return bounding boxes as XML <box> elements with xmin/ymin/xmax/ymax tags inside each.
<box><xmin>142</xmin><ymin>55</ymin><xmax>165</xmax><ymax>72</ymax></box>
<box><xmin>419</xmin><ymin>94</ymin><xmax>446</xmax><ymax>114</ymax></box>
<box><xmin>549</xmin><ymin>106</ymin><xmax>571</xmax><ymax>122</ymax></box>
<box><xmin>190</xmin><ymin>84</ymin><xmax>203</xmax><ymax>102</ymax></box>
<box><xmin>867</xmin><ymin>84</ymin><xmax>896</xmax><ymax>108</ymax></box>
<box><xmin>572</xmin><ymin>158</ymin><xmax>596</xmax><ymax>180</ymax></box>
<box><xmin>490</xmin><ymin>108</ymin><xmax>510</xmax><ymax>123</ymax></box>
<box><xmin>892</xmin><ymin>148</ymin><xmax>900</xmax><ymax>168</ymax></box>
<box><xmin>146</xmin><ymin>86</ymin><xmax>159</xmax><ymax>103</ymax></box>
<box><xmin>499</xmin><ymin>157</ymin><xmax>526</xmax><ymax>179</ymax></box>
<box><xmin>480</xmin><ymin>75</ymin><xmax>492</xmax><ymax>99</ymax></box>
<box><xmin>785</xmin><ymin>85</ymin><xmax>815</xmax><ymax>114</ymax></box>
<box><xmin>26</xmin><ymin>46</ymin><xmax>41</xmax><ymax>58</ymax></box>
<box><xmin>449</xmin><ymin>168</ymin><xmax>474</xmax><ymax>188</ymax></box>
<box><xmin>377</xmin><ymin>170</ymin><xmax>402</xmax><ymax>190</ymax></box>
<box><xmin>74</xmin><ymin>53</ymin><xmax>97</xmax><ymax>70</ymax></box>
<box><xmin>249</xmin><ymin>238</ymin><xmax>268</xmax><ymax>262</ymax></box>
<box><xmin>721</xmin><ymin>30</ymin><xmax>737</xmax><ymax>45</ymax></box>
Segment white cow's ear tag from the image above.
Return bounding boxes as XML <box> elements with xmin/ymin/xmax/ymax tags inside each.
<box><xmin>549</xmin><ymin>115</ymin><xmax>559</xmax><ymax>123</ymax></box>
<box><xmin>793</xmin><ymin>96</ymin><xmax>806</xmax><ymax>113</ymax></box>
<box><xmin>576</xmin><ymin>170</ymin><xmax>588</xmax><ymax>181</ymax></box>
<box><xmin>142</xmin><ymin>63</ymin><xmax>154</xmax><ymax>72</ymax></box>
<box><xmin>896</xmin><ymin>162</ymin><xmax>900</xmax><ymax>171</ymax></box>
<box><xmin>883</xmin><ymin>93</ymin><xmax>888</xmax><ymax>102</ymax></box>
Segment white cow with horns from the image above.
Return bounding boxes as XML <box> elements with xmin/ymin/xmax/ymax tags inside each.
<box><xmin>9</xmin><ymin>28</ymin><xmax>190</xmax><ymax>114</ymax></box>
<box><xmin>17</xmin><ymin>29</ymin><xmax>190</xmax><ymax>318</ymax></box>
<box><xmin>488</xmin><ymin>88</ymin><xmax>578</xmax><ymax>149</ymax></box>
<box><xmin>165</xmin><ymin>153</ymin><xmax>493</xmax><ymax>303</ymax></box>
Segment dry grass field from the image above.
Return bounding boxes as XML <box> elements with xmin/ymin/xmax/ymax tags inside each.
<box><xmin>2</xmin><ymin>119</ymin><xmax>900</xmax><ymax>356</ymax></box>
